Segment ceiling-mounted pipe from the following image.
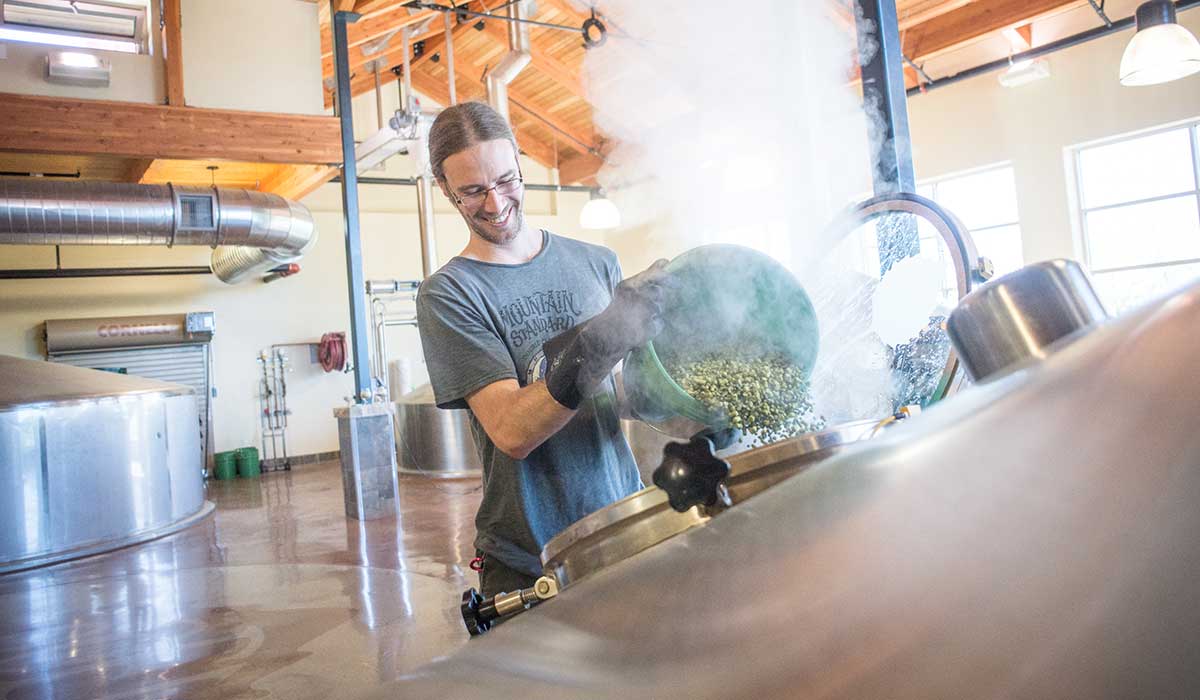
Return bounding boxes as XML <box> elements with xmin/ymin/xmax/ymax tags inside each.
<box><xmin>444</xmin><ymin>10</ymin><xmax>457</xmax><ymax>105</ymax></box>
<box><xmin>485</xmin><ymin>0</ymin><xmax>531</xmax><ymax>123</ymax></box>
<box><xmin>0</xmin><ymin>266</ymin><xmax>212</xmax><ymax>279</ymax></box>
<box><xmin>0</xmin><ymin>179</ymin><xmax>317</xmax><ymax>284</ymax></box>
<box><xmin>401</xmin><ymin>27</ymin><xmax>416</xmax><ymax>114</ymax></box>
<box><xmin>414</xmin><ymin>174</ymin><xmax>439</xmax><ymax>278</ymax></box>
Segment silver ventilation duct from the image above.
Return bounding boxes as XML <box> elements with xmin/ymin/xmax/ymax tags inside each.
<box><xmin>0</xmin><ymin>179</ymin><xmax>317</xmax><ymax>284</ymax></box>
<box><xmin>485</xmin><ymin>0</ymin><xmax>531</xmax><ymax>123</ymax></box>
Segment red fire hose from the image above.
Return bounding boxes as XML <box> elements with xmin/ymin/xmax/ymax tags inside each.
<box><xmin>317</xmin><ymin>332</ymin><xmax>347</xmax><ymax>373</ymax></box>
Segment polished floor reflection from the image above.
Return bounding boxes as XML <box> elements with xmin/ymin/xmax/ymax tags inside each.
<box><xmin>0</xmin><ymin>463</ymin><xmax>482</xmax><ymax>700</ymax></box>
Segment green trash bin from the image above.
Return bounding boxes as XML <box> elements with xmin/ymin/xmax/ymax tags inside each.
<box><xmin>214</xmin><ymin>450</ymin><xmax>238</xmax><ymax>480</ymax></box>
<box><xmin>236</xmin><ymin>446</ymin><xmax>261</xmax><ymax>478</ymax></box>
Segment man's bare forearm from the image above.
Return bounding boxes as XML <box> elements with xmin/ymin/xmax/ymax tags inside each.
<box><xmin>466</xmin><ymin>379</ymin><xmax>576</xmax><ymax>459</ymax></box>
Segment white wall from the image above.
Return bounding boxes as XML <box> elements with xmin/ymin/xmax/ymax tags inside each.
<box><xmin>180</xmin><ymin>0</ymin><xmax>324</xmax><ymax>114</ymax></box>
<box><xmin>0</xmin><ymin>2</ymin><xmax>163</xmax><ymax>103</ymax></box>
<box><xmin>906</xmin><ymin>10</ymin><xmax>1200</xmax><ymax>264</ymax></box>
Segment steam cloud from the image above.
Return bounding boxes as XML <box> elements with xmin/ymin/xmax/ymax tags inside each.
<box><xmin>582</xmin><ymin>0</ymin><xmax>898</xmax><ymax>422</ymax></box>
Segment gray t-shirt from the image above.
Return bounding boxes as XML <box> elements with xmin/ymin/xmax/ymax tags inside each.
<box><xmin>415</xmin><ymin>231</ymin><xmax>642</xmax><ymax>576</ymax></box>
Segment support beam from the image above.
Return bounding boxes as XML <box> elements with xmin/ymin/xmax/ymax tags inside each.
<box><xmin>509</xmin><ymin>96</ymin><xmax>597</xmax><ymax>156</ymax></box>
<box><xmin>856</xmin><ymin>0</ymin><xmax>915</xmax><ymax>195</ymax></box>
<box><xmin>319</xmin><ymin>7</ymin><xmax>438</xmax><ymax>63</ymax></box>
<box><xmin>857</xmin><ymin>0</ymin><xmax>917</xmax><ymax>276</ymax></box>
<box><xmin>258</xmin><ymin>164</ymin><xmax>340</xmax><ymax>200</ymax></box>
<box><xmin>0</xmin><ymin>93</ymin><xmax>343</xmax><ymax>164</ymax></box>
<box><xmin>124</xmin><ymin>159</ymin><xmax>155</xmax><ymax>184</ymax></box>
<box><xmin>903</xmin><ymin>0</ymin><xmax>1083</xmax><ymax>62</ymax></box>
<box><xmin>332</xmin><ymin>8</ymin><xmax>374</xmax><ymax>402</ymax></box>
<box><xmin>407</xmin><ymin>69</ymin><xmax>559</xmax><ymax>169</ymax></box>
<box><xmin>346</xmin><ymin>21</ymin><xmax>459</xmax><ymax>103</ymax></box>
<box><xmin>480</xmin><ymin>20</ymin><xmax>587</xmax><ymax>101</ymax></box>
<box><xmin>1004</xmin><ymin>23</ymin><xmax>1034</xmax><ymax>50</ymax></box>
<box><xmin>162</xmin><ymin>0</ymin><xmax>184</xmax><ymax>106</ymax></box>
<box><xmin>556</xmin><ymin>150</ymin><xmax>603</xmax><ymax>186</ymax></box>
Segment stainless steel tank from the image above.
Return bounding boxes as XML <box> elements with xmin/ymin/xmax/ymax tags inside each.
<box><xmin>543</xmin><ymin>419</ymin><xmax>882</xmax><ymax>588</ymax></box>
<box><xmin>379</xmin><ymin>279</ymin><xmax>1200</xmax><ymax>699</ymax></box>
<box><xmin>393</xmin><ymin>384</ymin><xmax>482</xmax><ymax>479</ymax></box>
<box><xmin>0</xmin><ymin>355</ymin><xmax>212</xmax><ymax>574</ymax></box>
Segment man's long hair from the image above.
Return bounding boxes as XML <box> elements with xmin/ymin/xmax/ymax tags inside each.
<box><xmin>428</xmin><ymin>102</ymin><xmax>520</xmax><ymax>182</ymax></box>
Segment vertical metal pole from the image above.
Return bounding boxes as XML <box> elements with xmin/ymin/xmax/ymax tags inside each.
<box><xmin>415</xmin><ymin>174</ymin><xmax>440</xmax><ymax>278</ymax></box>
<box><xmin>857</xmin><ymin>0</ymin><xmax>918</xmax><ymax>273</ymax></box>
<box><xmin>857</xmin><ymin>0</ymin><xmax>915</xmax><ymax>195</ymax></box>
<box><xmin>373</xmin><ymin>60</ymin><xmax>384</xmax><ymax>130</ymax></box>
<box><xmin>333</xmin><ymin>7</ymin><xmax>374</xmax><ymax>402</ymax></box>
<box><xmin>444</xmin><ymin>10</ymin><xmax>458</xmax><ymax>105</ymax></box>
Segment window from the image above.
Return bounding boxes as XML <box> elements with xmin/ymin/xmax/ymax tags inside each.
<box><xmin>1073</xmin><ymin>121</ymin><xmax>1200</xmax><ymax>314</ymax></box>
<box><xmin>0</xmin><ymin>0</ymin><xmax>149</xmax><ymax>54</ymax></box>
<box><xmin>918</xmin><ymin>164</ymin><xmax>1026</xmax><ymax>278</ymax></box>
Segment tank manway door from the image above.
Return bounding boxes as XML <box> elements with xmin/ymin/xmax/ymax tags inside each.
<box><xmin>45</xmin><ymin>312</ymin><xmax>216</xmax><ymax>474</ymax></box>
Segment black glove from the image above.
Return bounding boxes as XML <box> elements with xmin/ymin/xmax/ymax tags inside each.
<box><xmin>543</xmin><ymin>260</ymin><xmax>679</xmax><ymax>410</ymax></box>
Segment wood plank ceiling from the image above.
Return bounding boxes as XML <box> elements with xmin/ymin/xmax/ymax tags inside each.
<box><xmin>1</xmin><ymin>0</ymin><xmax>1108</xmax><ymax>194</ymax></box>
<box><xmin>317</xmin><ymin>0</ymin><xmax>1097</xmax><ymax>187</ymax></box>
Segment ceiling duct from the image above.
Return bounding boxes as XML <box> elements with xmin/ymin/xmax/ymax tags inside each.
<box><xmin>0</xmin><ymin>178</ymin><xmax>317</xmax><ymax>284</ymax></box>
<box><xmin>484</xmin><ymin>0</ymin><xmax>532</xmax><ymax>123</ymax></box>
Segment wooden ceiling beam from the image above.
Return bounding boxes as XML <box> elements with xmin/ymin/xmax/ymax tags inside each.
<box><xmin>258</xmin><ymin>164</ymin><xmax>340</xmax><ymax>200</ymax></box>
<box><xmin>904</xmin><ymin>0</ymin><xmax>1083</xmax><ymax>61</ymax></box>
<box><xmin>407</xmin><ymin>68</ymin><xmax>560</xmax><ymax>169</ymax></box>
<box><xmin>125</xmin><ymin>159</ymin><xmax>155</xmax><ymax>184</ymax></box>
<box><xmin>319</xmin><ymin>7</ymin><xmax>438</xmax><ymax>60</ymax></box>
<box><xmin>896</xmin><ymin>0</ymin><xmax>974</xmax><ymax>30</ymax></box>
<box><xmin>508</xmin><ymin>95</ymin><xmax>595</xmax><ymax>156</ymax></box>
<box><xmin>479</xmin><ymin>20</ymin><xmax>587</xmax><ymax>101</ymax></box>
<box><xmin>556</xmin><ymin>150</ymin><xmax>602</xmax><ymax>186</ymax></box>
<box><xmin>0</xmin><ymin>93</ymin><xmax>343</xmax><ymax>164</ymax></box>
<box><xmin>162</xmin><ymin>0</ymin><xmax>184</xmax><ymax>106</ymax></box>
<box><xmin>540</xmin><ymin>0</ymin><xmax>590</xmax><ymax>26</ymax></box>
<box><xmin>326</xmin><ymin>16</ymin><xmax>476</xmax><ymax>109</ymax></box>
<box><xmin>440</xmin><ymin>30</ymin><xmax>600</xmax><ymax>158</ymax></box>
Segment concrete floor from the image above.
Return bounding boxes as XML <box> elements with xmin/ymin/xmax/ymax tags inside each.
<box><xmin>0</xmin><ymin>462</ymin><xmax>483</xmax><ymax>699</ymax></box>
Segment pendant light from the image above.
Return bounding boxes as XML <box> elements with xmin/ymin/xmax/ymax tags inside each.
<box><xmin>1119</xmin><ymin>1</ymin><xmax>1200</xmax><ymax>86</ymax></box>
<box><xmin>579</xmin><ymin>189</ymin><xmax>621</xmax><ymax>230</ymax></box>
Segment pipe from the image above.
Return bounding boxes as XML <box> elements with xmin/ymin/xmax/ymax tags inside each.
<box><xmin>907</xmin><ymin>0</ymin><xmax>1200</xmax><ymax>96</ymax></box>
<box><xmin>373</xmin><ymin>60</ymin><xmax>385</xmax><ymax>130</ymax></box>
<box><xmin>485</xmin><ymin>0</ymin><xmax>531</xmax><ymax>123</ymax></box>
<box><xmin>0</xmin><ymin>179</ymin><xmax>317</xmax><ymax>284</ymax></box>
<box><xmin>444</xmin><ymin>10</ymin><xmax>457</xmax><ymax>105</ymax></box>
<box><xmin>415</xmin><ymin>174</ymin><xmax>439</xmax><ymax>278</ymax></box>
<box><xmin>0</xmin><ymin>266</ymin><xmax>211</xmax><ymax>279</ymax></box>
<box><xmin>401</xmin><ymin>27</ymin><xmax>415</xmax><ymax>114</ymax></box>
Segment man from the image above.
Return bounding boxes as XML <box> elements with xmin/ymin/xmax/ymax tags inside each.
<box><xmin>416</xmin><ymin>101</ymin><xmax>675</xmax><ymax>598</ymax></box>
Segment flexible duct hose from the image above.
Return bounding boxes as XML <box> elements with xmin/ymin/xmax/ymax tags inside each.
<box><xmin>318</xmin><ymin>332</ymin><xmax>347</xmax><ymax>373</ymax></box>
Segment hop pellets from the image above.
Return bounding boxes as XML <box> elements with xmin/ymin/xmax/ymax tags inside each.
<box><xmin>671</xmin><ymin>354</ymin><xmax>825</xmax><ymax>446</ymax></box>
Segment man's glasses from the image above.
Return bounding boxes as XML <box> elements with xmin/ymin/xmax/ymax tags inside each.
<box><xmin>451</xmin><ymin>175</ymin><xmax>524</xmax><ymax>208</ymax></box>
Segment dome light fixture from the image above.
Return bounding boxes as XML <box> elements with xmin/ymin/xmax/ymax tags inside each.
<box><xmin>1120</xmin><ymin>1</ymin><xmax>1200</xmax><ymax>86</ymax></box>
<box><xmin>579</xmin><ymin>189</ymin><xmax>621</xmax><ymax>230</ymax></box>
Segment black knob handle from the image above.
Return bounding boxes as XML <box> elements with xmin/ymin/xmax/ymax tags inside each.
<box><xmin>652</xmin><ymin>435</ymin><xmax>732</xmax><ymax>513</ymax></box>
<box><xmin>461</xmin><ymin>587</ymin><xmax>496</xmax><ymax>637</ymax></box>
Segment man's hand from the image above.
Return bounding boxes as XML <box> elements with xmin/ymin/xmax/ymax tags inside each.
<box><xmin>543</xmin><ymin>260</ymin><xmax>680</xmax><ymax>409</ymax></box>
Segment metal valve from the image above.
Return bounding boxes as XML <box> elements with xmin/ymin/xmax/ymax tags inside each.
<box><xmin>651</xmin><ymin>434</ymin><xmax>733</xmax><ymax>513</ymax></box>
<box><xmin>460</xmin><ymin>575</ymin><xmax>560</xmax><ymax>637</ymax></box>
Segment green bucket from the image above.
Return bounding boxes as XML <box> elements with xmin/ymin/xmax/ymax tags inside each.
<box><xmin>623</xmin><ymin>244</ymin><xmax>819</xmax><ymax>429</ymax></box>
<box><xmin>235</xmin><ymin>446</ymin><xmax>261</xmax><ymax>478</ymax></box>
<box><xmin>214</xmin><ymin>450</ymin><xmax>238</xmax><ymax>480</ymax></box>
